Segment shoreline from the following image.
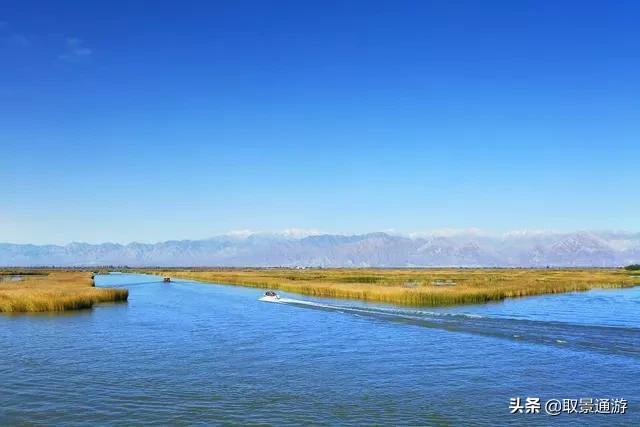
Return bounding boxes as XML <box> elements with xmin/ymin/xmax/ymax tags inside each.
<box><xmin>135</xmin><ymin>268</ymin><xmax>640</xmax><ymax>307</ymax></box>
<box><xmin>0</xmin><ymin>271</ymin><xmax>128</xmax><ymax>313</ymax></box>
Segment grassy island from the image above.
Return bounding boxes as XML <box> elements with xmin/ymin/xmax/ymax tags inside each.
<box><xmin>0</xmin><ymin>271</ymin><xmax>128</xmax><ymax>313</ymax></box>
<box><xmin>140</xmin><ymin>268</ymin><xmax>639</xmax><ymax>307</ymax></box>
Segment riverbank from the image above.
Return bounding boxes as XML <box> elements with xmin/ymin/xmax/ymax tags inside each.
<box><xmin>0</xmin><ymin>271</ymin><xmax>128</xmax><ymax>313</ymax></box>
<box><xmin>138</xmin><ymin>268</ymin><xmax>639</xmax><ymax>306</ymax></box>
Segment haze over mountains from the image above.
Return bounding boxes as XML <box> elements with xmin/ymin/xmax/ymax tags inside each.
<box><xmin>2</xmin><ymin>230</ymin><xmax>639</xmax><ymax>267</ymax></box>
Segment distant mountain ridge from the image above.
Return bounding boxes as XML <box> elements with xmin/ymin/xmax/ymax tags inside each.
<box><xmin>1</xmin><ymin>231</ymin><xmax>639</xmax><ymax>267</ymax></box>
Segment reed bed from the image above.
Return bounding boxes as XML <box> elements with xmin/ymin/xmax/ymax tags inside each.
<box><xmin>0</xmin><ymin>271</ymin><xmax>128</xmax><ymax>313</ymax></box>
<box><xmin>140</xmin><ymin>268</ymin><xmax>639</xmax><ymax>307</ymax></box>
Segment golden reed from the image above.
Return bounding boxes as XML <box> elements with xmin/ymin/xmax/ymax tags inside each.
<box><xmin>0</xmin><ymin>271</ymin><xmax>128</xmax><ymax>313</ymax></box>
<box><xmin>141</xmin><ymin>268</ymin><xmax>638</xmax><ymax>307</ymax></box>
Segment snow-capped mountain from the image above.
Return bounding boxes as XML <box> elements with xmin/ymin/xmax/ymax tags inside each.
<box><xmin>1</xmin><ymin>231</ymin><xmax>639</xmax><ymax>267</ymax></box>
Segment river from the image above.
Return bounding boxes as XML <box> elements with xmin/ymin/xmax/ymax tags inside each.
<box><xmin>1</xmin><ymin>273</ymin><xmax>638</xmax><ymax>425</ymax></box>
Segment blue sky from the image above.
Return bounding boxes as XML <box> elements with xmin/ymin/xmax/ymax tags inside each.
<box><xmin>1</xmin><ymin>0</ymin><xmax>638</xmax><ymax>244</ymax></box>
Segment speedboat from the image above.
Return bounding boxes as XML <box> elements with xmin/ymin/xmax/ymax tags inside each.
<box><xmin>260</xmin><ymin>291</ymin><xmax>281</xmax><ymax>302</ymax></box>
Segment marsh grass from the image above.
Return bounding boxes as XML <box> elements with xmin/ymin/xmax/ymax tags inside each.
<box><xmin>0</xmin><ymin>271</ymin><xmax>128</xmax><ymax>313</ymax></box>
<box><xmin>140</xmin><ymin>268</ymin><xmax>640</xmax><ymax>307</ymax></box>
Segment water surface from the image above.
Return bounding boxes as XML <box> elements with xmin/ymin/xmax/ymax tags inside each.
<box><xmin>1</xmin><ymin>273</ymin><xmax>638</xmax><ymax>425</ymax></box>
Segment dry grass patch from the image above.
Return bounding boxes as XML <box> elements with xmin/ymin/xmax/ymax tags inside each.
<box><xmin>140</xmin><ymin>268</ymin><xmax>639</xmax><ymax>307</ymax></box>
<box><xmin>0</xmin><ymin>271</ymin><xmax>128</xmax><ymax>313</ymax></box>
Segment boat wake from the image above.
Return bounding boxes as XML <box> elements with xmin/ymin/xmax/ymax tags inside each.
<box><xmin>270</xmin><ymin>296</ymin><xmax>640</xmax><ymax>359</ymax></box>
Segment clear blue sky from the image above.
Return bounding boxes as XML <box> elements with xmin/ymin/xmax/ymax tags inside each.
<box><xmin>1</xmin><ymin>0</ymin><xmax>638</xmax><ymax>244</ymax></box>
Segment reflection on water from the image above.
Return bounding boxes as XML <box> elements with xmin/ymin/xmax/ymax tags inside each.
<box><xmin>0</xmin><ymin>273</ymin><xmax>638</xmax><ymax>425</ymax></box>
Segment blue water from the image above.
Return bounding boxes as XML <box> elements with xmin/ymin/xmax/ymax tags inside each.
<box><xmin>1</xmin><ymin>273</ymin><xmax>638</xmax><ymax>425</ymax></box>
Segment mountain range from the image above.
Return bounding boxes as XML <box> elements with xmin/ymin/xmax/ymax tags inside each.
<box><xmin>2</xmin><ymin>231</ymin><xmax>639</xmax><ymax>267</ymax></box>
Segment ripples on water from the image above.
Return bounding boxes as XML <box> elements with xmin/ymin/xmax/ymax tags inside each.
<box><xmin>273</xmin><ymin>298</ymin><xmax>640</xmax><ymax>359</ymax></box>
<box><xmin>1</xmin><ymin>274</ymin><xmax>638</xmax><ymax>425</ymax></box>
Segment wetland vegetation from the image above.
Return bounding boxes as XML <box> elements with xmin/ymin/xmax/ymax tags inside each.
<box><xmin>0</xmin><ymin>270</ymin><xmax>128</xmax><ymax>313</ymax></box>
<box><xmin>137</xmin><ymin>268</ymin><xmax>640</xmax><ymax>307</ymax></box>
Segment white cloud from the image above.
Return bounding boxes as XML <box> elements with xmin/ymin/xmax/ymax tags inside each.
<box><xmin>224</xmin><ymin>228</ymin><xmax>326</xmax><ymax>239</ymax></box>
<box><xmin>59</xmin><ymin>37</ymin><xmax>92</xmax><ymax>60</ymax></box>
<box><xmin>279</xmin><ymin>228</ymin><xmax>324</xmax><ymax>238</ymax></box>
<box><xmin>226</xmin><ymin>229</ymin><xmax>255</xmax><ymax>238</ymax></box>
<box><xmin>5</xmin><ymin>33</ymin><xmax>30</xmax><ymax>47</ymax></box>
<box><xmin>225</xmin><ymin>228</ymin><xmax>556</xmax><ymax>240</ymax></box>
<box><xmin>502</xmin><ymin>229</ymin><xmax>557</xmax><ymax>238</ymax></box>
<box><xmin>409</xmin><ymin>228</ymin><xmax>492</xmax><ymax>238</ymax></box>
<box><xmin>0</xmin><ymin>22</ymin><xmax>31</xmax><ymax>48</ymax></box>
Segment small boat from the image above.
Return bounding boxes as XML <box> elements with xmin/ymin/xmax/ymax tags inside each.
<box><xmin>260</xmin><ymin>291</ymin><xmax>281</xmax><ymax>302</ymax></box>
<box><xmin>163</xmin><ymin>277</ymin><xmax>171</xmax><ymax>283</ymax></box>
